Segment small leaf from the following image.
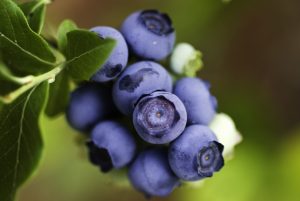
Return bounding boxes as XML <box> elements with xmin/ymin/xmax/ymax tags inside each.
<box><xmin>0</xmin><ymin>82</ymin><xmax>49</xmax><ymax>201</ymax></box>
<box><xmin>19</xmin><ymin>0</ymin><xmax>47</xmax><ymax>34</ymax></box>
<box><xmin>65</xmin><ymin>30</ymin><xmax>116</xmax><ymax>81</ymax></box>
<box><xmin>0</xmin><ymin>0</ymin><xmax>56</xmax><ymax>74</ymax></box>
<box><xmin>57</xmin><ymin>19</ymin><xmax>77</xmax><ymax>54</ymax></box>
<box><xmin>45</xmin><ymin>70</ymin><xmax>70</xmax><ymax>117</ymax></box>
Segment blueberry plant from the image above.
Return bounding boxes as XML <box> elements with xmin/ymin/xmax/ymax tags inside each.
<box><xmin>0</xmin><ymin>0</ymin><xmax>242</xmax><ymax>200</ymax></box>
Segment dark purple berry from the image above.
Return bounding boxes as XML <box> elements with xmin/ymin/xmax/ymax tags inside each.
<box><xmin>90</xmin><ymin>26</ymin><xmax>128</xmax><ymax>82</ymax></box>
<box><xmin>173</xmin><ymin>77</ymin><xmax>217</xmax><ymax>125</ymax></box>
<box><xmin>88</xmin><ymin>120</ymin><xmax>136</xmax><ymax>172</ymax></box>
<box><xmin>129</xmin><ymin>148</ymin><xmax>180</xmax><ymax>197</ymax></box>
<box><xmin>133</xmin><ymin>91</ymin><xmax>187</xmax><ymax>144</ymax></box>
<box><xmin>66</xmin><ymin>83</ymin><xmax>116</xmax><ymax>132</ymax></box>
<box><xmin>168</xmin><ymin>125</ymin><xmax>224</xmax><ymax>181</ymax></box>
<box><xmin>113</xmin><ymin>61</ymin><xmax>172</xmax><ymax>116</ymax></box>
<box><xmin>121</xmin><ymin>10</ymin><xmax>175</xmax><ymax>60</ymax></box>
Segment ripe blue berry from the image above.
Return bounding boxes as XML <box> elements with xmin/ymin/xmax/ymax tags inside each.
<box><xmin>66</xmin><ymin>83</ymin><xmax>116</xmax><ymax>132</ymax></box>
<box><xmin>87</xmin><ymin>120</ymin><xmax>136</xmax><ymax>172</ymax></box>
<box><xmin>168</xmin><ymin>125</ymin><xmax>224</xmax><ymax>181</ymax></box>
<box><xmin>90</xmin><ymin>26</ymin><xmax>128</xmax><ymax>82</ymax></box>
<box><xmin>121</xmin><ymin>10</ymin><xmax>175</xmax><ymax>60</ymax></box>
<box><xmin>133</xmin><ymin>91</ymin><xmax>187</xmax><ymax>144</ymax></box>
<box><xmin>129</xmin><ymin>148</ymin><xmax>180</xmax><ymax>197</ymax></box>
<box><xmin>173</xmin><ymin>77</ymin><xmax>217</xmax><ymax>125</ymax></box>
<box><xmin>113</xmin><ymin>61</ymin><xmax>172</xmax><ymax>116</ymax></box>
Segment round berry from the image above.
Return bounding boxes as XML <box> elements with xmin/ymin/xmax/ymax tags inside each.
<box><xmin>87</xmin><ymin>121</ymin><xmax>136</xmax><ymax>172</ymax></box>
<box><xmin>168</xmin><ymin>125</ymin><xmax>224</xmax><ymax>181</ymax></box>
<box><xmin>90</xmin><ymin>26</ymin><xmax>128</xmax><ymax>82</ymax></box>
<box><xmin>121</xmin><ymin>10</ymin><xmax>175</xmax><ymax>60</ymax></box>
<box><xmin>173</xmin><ymin>77</ymin><xmax>217</xmax><ymax>125</ymax></box>
<box><xmin>129</xmin><ymin>148</ymin><xmax>180</xmax><ymax>197</ymax></box>
<box><xmin>113</xmin><ymin>61</ymin><xmax>172</xmax><ymax>116</ymax></box>
<box><xmin>66</xmin><ymin>83</ymin><xmax>116</xmax><ymax>132</ymax></box>
<box><xmin>133</xmin><ymin>91</ymin><xmax>187</xmax><ymax>144</ymax></box>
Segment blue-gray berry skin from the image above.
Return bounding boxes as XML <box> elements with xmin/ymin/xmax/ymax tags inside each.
<box><xmin>88</xmin><ymin>121</ymin><xmax>136</xmax><ymax>172</ymax></box>
<box><xmin>133</xmin><ymin>91</ymin><xmax>187</xmax><ymax>144</ymax></box>
<box><xmin>168</xmin><ymin>125</ymin><xmax>224</xmax><ymax>181</ymax></box>
<box><xmin>66</xmin><ymin>83</ymin><xmax>116</xmax><ymax>132</ymax></box>
<box><xmin>173</xmin><ymin>77</ymin><xmax>217</xmax><ymax>125</ymax></box>
<box><xmin>121</xmin><ymin>10</ymin><xmax>175</xmax><ymax>60</ymax></box>
<box><xmin>90</xmin><ymin>26</ymin><xmax>128</xmax><ymax>82</ymax></box>
<box><xmin>129</xmin><ymin>148</ymin><xmax>180</xmax><ymax>197</ymax></box>
<box><xmin>113</xmin><ymin>61</ymin><xmax>172</xmax><ymax>116</ymax></box>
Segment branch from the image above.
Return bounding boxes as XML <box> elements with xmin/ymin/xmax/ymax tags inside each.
<box><xmin>0</xmin><ymin>65</ymin><xmax>63</xmax><ymax>104</ymax></box>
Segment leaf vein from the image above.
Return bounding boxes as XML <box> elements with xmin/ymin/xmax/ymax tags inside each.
<box><xmin>0</xmin><ymin>99</ymin><xmax>25</xmax><ymax>135</ymax></box>
<box><xmin>11</xmin><ymin>85</ymin><xmax>37</xmax><ymax>196</ymax></box>
<box><xmin>0</xmin><ymin>141</ymin><xmax>17</xmax><ymax>160</ymax></box>
<box><xmin>0</xmin><ymin>33</ymin><xmax>55</xmax><ymax>66</ymax></box>
<box><xmin>1</xmin><ymin>1</ymin><xmax>17</xmax><ymax>42</ymax></box>
<box><xmin>66</xmin><ymin>44</ymin><xmax>105</xmax><ymax>66</ymax></box>
<box><xmin>0</xmin><ymin>125</ymin><xmax>18</xmax><ymax>142</ymax></box>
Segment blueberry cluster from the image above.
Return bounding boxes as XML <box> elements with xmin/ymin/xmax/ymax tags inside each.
<box><xmin>66</xmin><ymin>9</ymin><xmax>224</xmax><ymax>197</ymax></box>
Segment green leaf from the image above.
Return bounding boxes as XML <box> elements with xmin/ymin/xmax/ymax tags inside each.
<box><xmin>0</xmin><ymin>99</ymin><xmax>3</xmax><ymax>111</ymax></box>
<box><xmin>0</xmin><ymin>82</ymin><xmax>49</xmax><ymax>201</ymax></box>
<box><xmin>65</xmin><ymin>30</ymin><xmax>116</xmax><ymax>81</ymax></box>
<box><xmin>19</xmin><ymin>0</ymin><xmax>47</xmax><ymax>34</ymax></box>
<box><xmin>45</xmin><ymin>71</ymin><xmax>70</xmax><ymax>117</ymax></box>
<box><xmin>57</xmin><ymin>19</ymin><xmax>77</xmax><ymax>54</ymax></box>
<box><xmin>0</xmin><ymin>0</ymin><xmax>56</xmax><ymax>74</ymax></box>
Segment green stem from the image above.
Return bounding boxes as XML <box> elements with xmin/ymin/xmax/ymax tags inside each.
<box><xmin>0</xmin><ymin>35</ymin><xmax>66</xmax><ymax>104</ymax></box>
<box><xmin>10</xmin><ymin>75</ymin><xmax>35</xmax><ymax>85</ymax></box>
<box><xmin>30</xmin><ymin>0</ymin><xmax>52</xmax><ymax>10</ymax></box>
<box><xmin>0</xmin><ymin>46</ymin><xmax>66</xmax><ymax>104</ymax></box>
<box><xmin>0</xmin><ymin>65</ymin><xmax>63</xmax><ymax>104</ymax></box>
<box><xmin>0</xmin><ymin>66</ymin><xmax>35</xmax><ymax>85</ymax></box>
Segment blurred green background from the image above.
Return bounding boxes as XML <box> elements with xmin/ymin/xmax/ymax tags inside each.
<box><xmin>19</xmin><ymin>0</ymin><xmax>300</xmax><ymax>200</ymax></box>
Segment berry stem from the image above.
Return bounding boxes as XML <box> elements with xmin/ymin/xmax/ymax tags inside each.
<box><xmin>0</xmin><ymin>63</ymin><xmax>35</xmax><ymax>85</ymax></box>
<box><xmin>0</xmin><ymin>48</ymin><xmax>66</xmax><ymax>104</ymax></box>
<box><xmin>0</xmin><ymin>65</ymin><xmax>63</xmax><ymax>104</ymax></box>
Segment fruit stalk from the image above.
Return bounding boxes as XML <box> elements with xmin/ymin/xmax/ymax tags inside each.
<box><xmin>0</xmin><ymin>65</ymin><xmax>63</xmax><ymax>104</ymax></box>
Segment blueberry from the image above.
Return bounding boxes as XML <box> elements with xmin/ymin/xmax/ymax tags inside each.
<box><xmin>87</xmin><ymin>120</ymin><xmax>136</xmax><ymax>172</ymax></box>
<box><xmin>90</xmin><ymin>26</ymin><xmax>128</xmax><ymax>82</ymax></box>
<box><xmin>168</xmin><ymin>125</ymin><xmax>224</xmax><ymax>181</ymax></box>
<box><xmin>113</xmin><ymin>61</ymin><xmax>172</xmax><ymax>116</ymax></box>
<box><xmin>66</xmin><ymin>82</ymin><xmax>116</xmax><ymax>132</ymax></box>
<box><xmin>129</xmin><ymin>148</ymin><xmax>180</xmax><ymax>197</ymax></box>
<box><xmin>173</xmin><ymin>77</ymin><xmax>217</xmax><ymax>125</ymax></box>
<box><xmin>133</xmin><ymin>91</ymin><xmax>187</xmax><ymax>144</ymax></box>
<box><xmin>121</xmin><ymin>10</ymin><xmax>175</xmax><ymax>60</ymax></box>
